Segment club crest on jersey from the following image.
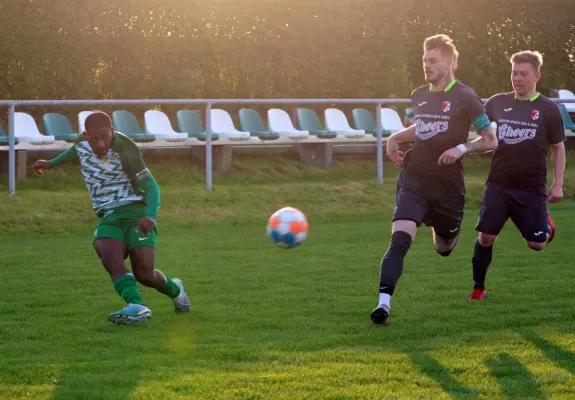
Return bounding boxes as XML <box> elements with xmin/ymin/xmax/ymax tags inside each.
<box><xmin>441</xmin><ymin>101</ymin><xmax>451</xmax><ymax>112</ymax></box>
<box><xmin>531</xmin><ymin>110</ymin><xmax>540</xmax><ymax>120</ymax></box>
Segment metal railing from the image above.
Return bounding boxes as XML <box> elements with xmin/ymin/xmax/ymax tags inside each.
<box><xmin>2</xmin><ymin>97</ymin><xmax>574</xmax><ymax>195</ymax></box>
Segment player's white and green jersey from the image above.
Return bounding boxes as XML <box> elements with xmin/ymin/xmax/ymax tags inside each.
<box><xmin>49</xmin><ymin>132</ymin><xmax>160</xmax><ymax>218</ymax></box>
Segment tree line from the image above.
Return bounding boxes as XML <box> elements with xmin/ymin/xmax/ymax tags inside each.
<box><xmin>1</xmin><ymin>0</ymin><xmax>573</xmax><ymax>119</ymax></box>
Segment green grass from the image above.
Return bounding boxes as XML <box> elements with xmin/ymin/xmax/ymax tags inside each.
<box><xmin>0</xmin><ymin>153</ymin><xmax>575</xmax><ymax>399</ymax></box>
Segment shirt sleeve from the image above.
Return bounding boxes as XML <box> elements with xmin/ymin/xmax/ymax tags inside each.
<box><xmin>49</xmin><ymin>145</ymin><xmax>78</xmax><ymax>167</ymax></box>
<box><xmin>465</xmin><ymin>91</ymin><xmax>491</xmax><ymax>132</ymax></box>
<box><xmin>546</xmin><ymin>103</ymin><xmax>566</xmax><ymax>145</ymax></box>
<box><xmin>118</xmin><ymin>139</ymin><xmax>161</xmax><ymax>219</ymax></box>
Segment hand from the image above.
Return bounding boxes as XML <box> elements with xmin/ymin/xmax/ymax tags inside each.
<box><xmin>438</xmin><ymin>147</ymin><xmax>464</xmax><ymax>165</ymax></box>
<box><xmin>386</xmin><ymin>137</ymin><xmax>404</xmax><ymax>166</ymax></box>
<box><xmin>135</xmin><ymin>217</ymin><xmax>156</xmax><ymax>237</ymax></box>
<box><xmin>32</xmin><ymin>160</ymin><xmax>53</xmax><ymax>176</ymax></box>
<box><xmin>548</xmin><ymin>184</ymin><xmax>563</xmax><ymax>203</ymax></box>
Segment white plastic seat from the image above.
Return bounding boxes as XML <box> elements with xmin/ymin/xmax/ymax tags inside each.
<box><xmin>144</xmin><ymin>110</ymin><xmax>188</xmax><ymax>142</ymax></box>
<box><xmin>267</xmin><ymin>109</ymin><xmax>309</xmax><ymax>139</ymax></box>
<box><xmin>210</xmin><ymin>109</ymin><xmax>250</xmax><ymax>140</ymax></box>
<box><xmin>380</xmin><ymin>108</ymin><xmax>406</xmax><ymax>134</ymax></box>
<box><xmin>78</xmin><ymin>111</ymin><xmax>93</xmax><ymax>133</ymax></box>
<box><xmin>558</xmin><ymin>89</ymin><xmax>575</xmax><ymax>112</ymax></box>
<box><xmin>14</xmin><ymin>112</ymin><xmax>55</xmax><ymax>144</ymax></box>
<box><xmin>324</xmin><ymin>108</ymin><xmax>365</xmax><ymax>138</ymax></box>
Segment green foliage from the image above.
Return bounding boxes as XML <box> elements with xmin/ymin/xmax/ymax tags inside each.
<box><xmin>0</xmin><ymin>0</ymin><xmax>574</xmax><ymax>115</ymax></box>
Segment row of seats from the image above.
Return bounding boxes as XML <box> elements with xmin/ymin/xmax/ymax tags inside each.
<box><xmin>558</xmin><ymin>90</ymin><xmax>575</xmax><ymax>113</ymax></box>
<box><xmin>0</xmin><ymin>107</ymin><xmax>408</xmax><ymax>145</ymax></box>
<box><xmin>4</xmin><ymin>103</ymin><xmax>572</xmax><ymax>146</ymax></box>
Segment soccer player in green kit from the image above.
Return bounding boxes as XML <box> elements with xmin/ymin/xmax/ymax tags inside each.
<box><xmin>32</xmin><ymin>111</ymin><xmax>190</xmax><ymax>325</ymax></box>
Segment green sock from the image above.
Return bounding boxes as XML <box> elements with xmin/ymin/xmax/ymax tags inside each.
<box><xmin>113</xmin><ymin>273</ymin><xmax>145</xmax><ymax>306</ymax></box>
<box><xmin>156</xmin><ymin>275</ymin><xmax>181</xmax><ymax>299</ymax></box>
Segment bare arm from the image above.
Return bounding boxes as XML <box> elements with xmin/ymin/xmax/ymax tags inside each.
<box><xmin>548</xmin><ymin>142</ymin><xmax>565</xmax><ymax>202</ymax></box>
<box><xmin>386</xmin><ymin>125</ymin><xmax>416</xmax><ymax>166</ymax></box>
<box><xmin>437</xmin><ymin>126</ymin><xmax>497</xmax><ymax>165</ymax></box>
<box><xmin>389</xmin><ymin>124</ymin><xmax>417</xmax><ymax>143</ymax></box>
<box><xmin>461</xmin><ymin>126</ymin><xmax>498</xmax><ymax>154</ymax></box>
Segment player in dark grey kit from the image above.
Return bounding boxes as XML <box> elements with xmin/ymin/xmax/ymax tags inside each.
<box><xmin>371</xmin><ymin>34</ymin><xmax>498</xmax><ymax>325</ymax></box>
<box><xmin>468</xmin><ymin>51</ymin><xmax>566</xmax><ymax>301</ymax></box>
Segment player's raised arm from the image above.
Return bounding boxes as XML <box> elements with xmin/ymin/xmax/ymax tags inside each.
<box><xmin>438</xmin><ymin>95</ymin><xmax>497</xmax><ymax>165</ymax></box>
<box><xmin>386</xmin><ymin>124</ymin><xmax>416</xmax><ymax>166</ymax></box>
<box><xmin>460</xmin><ymin>115</ymin><xmax>498</xmax><ymax>154</ymax></box>
<box><xmin>32</xmin><ymin>144</ymin><xmax>78</xmax><ymax>175</ymax></box>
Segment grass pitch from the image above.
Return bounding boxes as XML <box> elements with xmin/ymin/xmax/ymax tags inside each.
<box><xmin>0</xmin><ymin>152</ymin><xmax>574</xmax><ymax>399</ymax></box>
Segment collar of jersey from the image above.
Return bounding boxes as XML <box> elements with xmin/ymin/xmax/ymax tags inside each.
<box><xmin>429</xmin><ymin>79</ymin><xmax>457</xmax><ymax>93</ymax></box>
<box><xmin>514</xmin><ymin>92</ymin><xmax>541</xmax><ymax>102</ymax></box>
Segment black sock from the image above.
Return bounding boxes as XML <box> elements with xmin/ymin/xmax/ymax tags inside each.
<box><xmin>379</xmin><ymin>231</ymin><xmax>413</xmax><ymax>294</ymax></box>
<box><xmin>472</xmin><ymin>239</ymin><xmax>493</xmax><ymax>289</ymax></box>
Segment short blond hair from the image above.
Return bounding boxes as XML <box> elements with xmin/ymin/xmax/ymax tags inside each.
<box><xmin>424</xmin><ymin>34</ymin><xmax>459</xmax><ymax>62</ymax></box>
<box><xmin>510</xmin><ymin>50</ymin><xmax>543</xmax><ymax>72</ymax></box>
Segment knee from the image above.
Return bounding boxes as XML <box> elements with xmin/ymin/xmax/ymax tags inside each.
<box><xmin>434</xmin><ymin>233</ymin><xmax>458</xmax><ymax>257</ymax></box>
<box><xmin>437</xmin><ymin>248</ymin><xmax>454</xmax><ymax>257</ymax></box>
<box><xmin>527</xmin><ymin>242</ymin><xmax>545</xmax><ymax>252</ymax></box>
<box><xmin>435</xmin><ymin>235</ymin><xmax>457</xmax><ymax>257</ymax></box>
<box><xmin>133</xmin><ymin>266</ymin><xmax>156</xmax><ymax>287</ymax></box>
<box><xmin>388</xmin><ymin>230</ymin><xmax>413</xmax><ymax>254</ymax></box>
<box><xmin>479</xmin><ymin>233</ymin><xmax>497</xmax><ymax>247</ymax></box>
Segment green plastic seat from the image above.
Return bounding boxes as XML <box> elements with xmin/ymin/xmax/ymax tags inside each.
<box><xmin>111</xmin><ymin>111</ymin><xmax>156</xmax><ymax>143</ymax></box>
<box><xmin>0</xmin><ymin>125</ymin><xmax>19</xmax><ymax>145</ymax></box>
<box><xmin>296</xmin><ymin>108</ymin><xmax>337</xmax><ymax>139</ymax></box>
<box><xmin>559</xmin><ymin>104</ymin><xmax>575</xmax><ymax>132</ymax></box>
<box><xmin>351</xmin><ymin>108</ymin><xmax>379</xmax><ymax>136</ymax></box>
<box><xmin>238</xmin><ymin>109</ymin><xmax>279</xmax><ymax>140</ymax></box>
<box><xmin>43</xmin><ymin>113</ymin><xmax>78</xmax><ymax>143</ymax></box>
<box><xmin>176</xmin><ymin>110</ymin><xmax>219</xmax><ymax>141</ymax></box>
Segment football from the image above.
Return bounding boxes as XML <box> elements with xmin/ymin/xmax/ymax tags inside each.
<box><xmin>266</xmin><ymin>207</ymin><xmax>309</xmax><ymax>248</ymax></box>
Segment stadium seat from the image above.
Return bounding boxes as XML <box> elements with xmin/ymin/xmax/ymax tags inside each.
<box><xmin>43</xmin><ymin>113</ymin><xmax>78</xmax><ymax>143</ymax></box>
<box><xmin>0</xmin><ymin>124</ymin><xmax>19</xmax><ymax>145</ymax></box>
<box><xmin>210</xmin><ymin>109</ymin><xmax>250</xmax><ymax>140</ymax></box>
<box><xmin>238</xmin><ymin>109</ymin><xmax>280</xmax><ymax>140</ymax></box>
<box><xmin>324</xmin><ymin>108</ymin><xmax>365</xmax><ymax>138</ymax></box>
<box><xmin>404</xmin><ymin>107</ymin><xmax>416</xmax><ymax>125</ymax></box>
<box><xmin>78</xmin><ymin>111</ymin><xmax>93</xmax><ymax>133</ymax></box>
<box><xmin>143</xmin><ymin>110</ymin><xmax>188</xmax><ymax>142</ymax></box>
<box><xmin>267</xmin><ymin>109</ymin><xmax>310</xmax><ymax>139</ymax></box>
<box><xmin>352</xmin><ymin>108</ymin><xmax>378</xmax><ymax>136</ymax></box>
<box><xmin>111</xmin><ymin>111</ymin><xmax>156</xmax><ymax>143</ymax></box>
<box><xmin>14</xmin><ymin>112</ymin><xmax>55</xmax><ymax>144</ymax></box>
<box><xmin>296</xmin><ymin>108</ymin><xmax>338</xmax><ymax>139</ymax></box>
<box><xmin>558</xmin><ymin>89</ymin><xmax>575</xmax><ymax>113</ymax></box>
<box><xmin>380</xmin><ymin>108</ymin><xmax>405</xmax><ymax>134</ymax></box>
<box><xmin>176</xmin><ymin>110</ymin><xmax>219</xmax><ymax>141</ymax></box>
<box><xmin>559</xmin><ymin>103</ymin><xmax>575</xmax><ymax>132</ymax></box>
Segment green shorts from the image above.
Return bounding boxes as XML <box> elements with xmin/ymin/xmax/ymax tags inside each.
<box><xmin>93</xmin><ymin>203</ymin><xmax>157</xmax><ymax>251</ymax></box>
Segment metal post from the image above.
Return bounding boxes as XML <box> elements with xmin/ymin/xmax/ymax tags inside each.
<box><xmin>8</xmin><ymin>105</ymin><xmax>15</xmax><ymax>195</ymax></box>
<box><xmin>205</xmin><ymin>103</ymin><xmax>213</xmax><ymax>191</ymax></box>
<box><xmin>375</xmin><ymin>103</ymin><xmax>383</xmax><ymax>184</ymax></box>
